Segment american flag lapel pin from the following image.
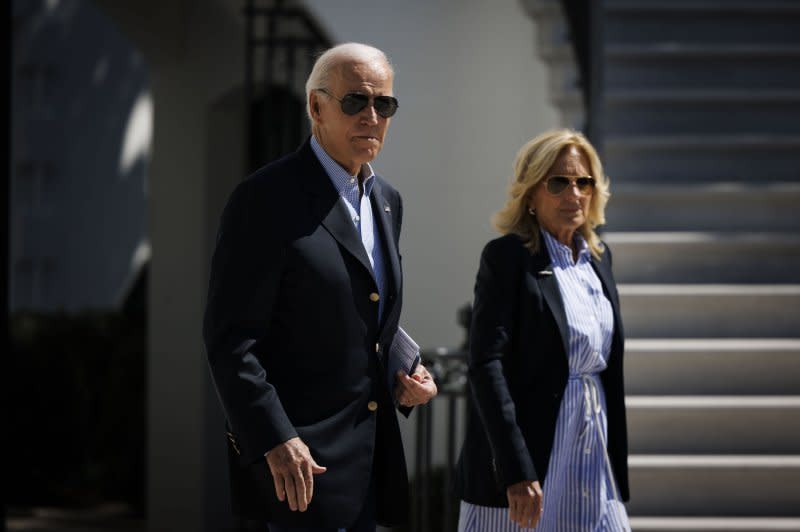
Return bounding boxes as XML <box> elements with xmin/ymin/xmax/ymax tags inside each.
<box><xmin>384</xmin><ymin>204</ymin><xmax>391</xmax><ymax>213</ymax></box>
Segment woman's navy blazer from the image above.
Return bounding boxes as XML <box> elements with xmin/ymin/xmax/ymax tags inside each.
<box><xmin>454</xmin><ymin>233</ymin><xmax>629</xmax><ymax>506</ymax></box>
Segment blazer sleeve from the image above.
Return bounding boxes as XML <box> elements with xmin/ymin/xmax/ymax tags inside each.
<box><xmin>468</xmin><ymin>237</ymin><xmax>537</xmax><ymax>487</ymax></box>
<box><xmin>203</xmin><ymin>179</ymin><xmax>297</xmax><ymax>464</ymax></box>
<box><xmin>382</xmin><ymin>188</ymin><xmax>415</xmax><ymax>418</ymax></box>
<box><xmin>392</xmin><ymin>192</ymin><xmax>415</xmax><ymax>417</ymax></box>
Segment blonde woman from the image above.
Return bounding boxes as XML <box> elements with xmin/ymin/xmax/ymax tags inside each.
<box><xmin>455</xmin><ymin>130</ymin><xmax>630</xmax><ymax>531</ymax></box>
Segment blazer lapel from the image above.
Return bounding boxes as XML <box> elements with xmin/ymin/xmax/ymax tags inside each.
<box><xmin>591</xmin><ymin>249</ymin><xmax>624</xmax><ymax>359</ymax></box>
<box><xmin>591</xmin><ymin>252</ymin><xmax>619</xmax><ymax>311</ymax></box>
<box><xmin>297</xmin><ymin>142</ymin><xmax>376</xmax><ymax>281</ymax></box>
<box><xmin>371</xmin><ymin>179</ymin><xmax>401</xmax><ymax>306</ymax></box>
<box><xmin>530</xmin><ymin>249</ymin><xmax>571</xmax><ymax>357</ymax></box>
<box><xmin>320</xmin><ymin>196</ymin><xmax>376</xmax><ymax>280</ymax></box>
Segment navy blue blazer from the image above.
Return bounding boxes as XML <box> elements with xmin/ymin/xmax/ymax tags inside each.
<box><xmin>454</xmin><ymin>233</ymin><xmax>629</xmax><ymax>507</ymax></box>
<box><xmin>203</xmin><ymin>139</ymin><xmax>409</xmax><ymax>527</ymax></box>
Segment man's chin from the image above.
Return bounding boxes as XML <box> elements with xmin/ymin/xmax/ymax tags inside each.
<box><xmin>353</xmin><ymin>146</ymin><xmax>381</xmax><ymax>163</ymax></box>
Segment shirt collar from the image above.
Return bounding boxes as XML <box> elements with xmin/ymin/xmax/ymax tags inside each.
<box><xmin>541</xmin><ymin>228</ymin><xmax>590</xmax><ymax>267</ymax></box>
<box><xmin>311</xmin><ymin>135</ymin><xmax>376</xmax><ymax>198</ymax></box>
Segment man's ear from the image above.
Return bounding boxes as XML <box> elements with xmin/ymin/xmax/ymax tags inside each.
<box><xmin>309</xmin><ymin>92</ymin><xmax>321</xmax><ymax>120</ymax></box>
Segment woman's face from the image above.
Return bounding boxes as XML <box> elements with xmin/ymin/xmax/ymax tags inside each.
<box><xmin>528</xmin><ymin>145</ymin><xmax>593</xmax><ymax>239</ymax></box>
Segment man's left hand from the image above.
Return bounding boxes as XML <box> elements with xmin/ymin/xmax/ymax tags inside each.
<box><xmin>394</xmin><ymin>364</ymin><xmax>437</xmax><ymax>407</ymax></box>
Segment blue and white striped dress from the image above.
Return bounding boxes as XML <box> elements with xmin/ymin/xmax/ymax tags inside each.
<box><xmin>459</xmin><ymin>231</ymin><xmax>630</xmax><ymax>532</ymax></box>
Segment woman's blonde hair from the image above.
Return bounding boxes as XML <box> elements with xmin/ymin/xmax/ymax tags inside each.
<box><xmin>492</xmin><ymin>129</ymin><xmax>610</xmax><ymax>259</ymax></box>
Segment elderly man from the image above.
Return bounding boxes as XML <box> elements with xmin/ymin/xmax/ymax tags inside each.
<box><xmin>203</xmin><ymin>43</ymin><xmax>436</xmax><ymax>532</ymax></box>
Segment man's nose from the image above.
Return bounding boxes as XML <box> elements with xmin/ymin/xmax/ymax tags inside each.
<box><xmin>360</xmin><ymin>102</ymin><xmax>379</xmax><ymax>124</ymax></box>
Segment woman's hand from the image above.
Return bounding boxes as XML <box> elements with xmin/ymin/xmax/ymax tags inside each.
<box><xmin>506</xmin><ymin>480</ymin><xmax>543</xmax><ymax>529</ymax></box>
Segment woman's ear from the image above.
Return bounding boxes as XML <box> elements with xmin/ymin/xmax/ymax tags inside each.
<box><xmin>526</xmin><ymin>187</ymin><xmax>538</xmax><ymax>210</ymax></box>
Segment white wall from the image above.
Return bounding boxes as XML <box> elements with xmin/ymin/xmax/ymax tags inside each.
<box><xmin>303</xmin><ymin>0</ymin><xmax>559</xmax><ymax>349</ymax></box>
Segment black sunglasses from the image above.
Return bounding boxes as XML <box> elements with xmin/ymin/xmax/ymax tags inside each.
<box><xmin>544</xmin><ymin>175</ymin><xmax>595</xmax><ymax>196</ymax></box>
<box><xmin>317</xmin><ymin>88</ymin><xmax>398</xmax><ymax>118</ymax></box>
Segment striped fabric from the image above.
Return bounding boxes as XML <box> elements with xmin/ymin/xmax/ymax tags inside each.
<box><xmin>310</xmin><ymin>136</ymin><xmax>388</xmax><ymax>319</ymax></box>
<box><xmin>459</xmin><ymin>231</ymin><xmax>630</xmax><ymax>532</ymax></box>
<box><xmin>459</xmin><ymin>500</ymin><xmax>530</xmax><ymax>532</ymax></box>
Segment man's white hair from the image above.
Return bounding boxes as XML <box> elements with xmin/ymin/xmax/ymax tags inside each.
<box><xmin>305</xmin><ymin>42</ymin><xmax>394</xmax><ymax>121</ymax></box>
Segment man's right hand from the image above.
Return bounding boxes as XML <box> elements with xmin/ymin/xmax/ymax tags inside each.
<box><xmin>265</xmin><ymin>437</ymin><xmax>327</xmax><ymax>512</ymax></box>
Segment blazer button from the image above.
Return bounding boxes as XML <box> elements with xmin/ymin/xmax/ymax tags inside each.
<box><xmin>367</xmin><ymin>401</ymin><xmax>378</xmax><ymax>412</ymax></box>
<box><xmin>369</xmin><ymin>292</ymin><xmax>380</xmax><ymax>302</ymax></box>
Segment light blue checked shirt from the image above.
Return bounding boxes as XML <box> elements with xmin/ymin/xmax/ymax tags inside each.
<box><xmin>310</xmin><ymin>136</ymin><xmax>388</xmax><ymax>320</ymax></box>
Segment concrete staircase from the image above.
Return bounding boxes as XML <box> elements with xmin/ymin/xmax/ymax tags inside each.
<box><xmin>525</xmin><ymin>0</ymin><xmax>800</xmax><ymax>530</ymax></box>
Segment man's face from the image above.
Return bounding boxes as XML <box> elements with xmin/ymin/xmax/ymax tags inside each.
<box><xmin>310</xmin><ymin>59</ymin><xmax>394</xmax><ymax>176</ymax></box>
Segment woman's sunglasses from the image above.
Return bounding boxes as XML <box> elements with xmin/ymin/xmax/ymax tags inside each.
<box><xmin>317</xmin><ymin>88</ymin><xmax>399</xmax><ymax>118</ymax></box>
<box><xmin>544</xmin><ymin>175</ymin><xmax>595</xmax><ymax>196</ymax></box>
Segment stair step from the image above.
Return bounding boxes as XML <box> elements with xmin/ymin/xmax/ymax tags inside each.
<box><xmin>605</xmin><ymin>7</ymin><xmax>800</xmax><ymax>47</ymax></box>
<box><xmin>605</xmin><ymin>183</ymin><xmax>800</xmax><ymax>233</ymax></box>
<box><xmin>607</xmin><ymin>0</ymin><xmax>800</xmax><ymax>12</ymax></box>
<box><xmin>608</xmin><ymin>44</ymin><xmax>800</xmax><ymax>59</ymax></box>
<box><xmin>608</xmin><ymin>90</ymin><xmax>800</xmax><ymax>103</ymax></box>
<box><xmin>609</xmin><ymin>135</ymin><xmax>800</xmax><ymax>149</ymax></box>
<box><xmin>604</xmin><ymin>136</ymin><xmax>800</xmax><ymax>183</ymax></box>
<box><xmin>605</xmin><ymin>91</ymin><xmax>800</xmax><ymax>136</ymax></box>
<box><xmin>628</xmin><ymin>455</ymin><xmax>800</xmax><ymax>516</ymax></box>
<box><xmin>606</xmin><ymin>46</ymin><xmax>800</xmax><ymax>90</ymax></box>
<box><xmin>629</xmin><ymin>516</ymin><xmax>800</xmax><ymax>532</ymax></box>
<box><xmin>625</xmin><ymin>339</ymin><xmax>800</xmax><ymax>395</ymax></box>
<box><xmin>627</xmin><ymin>396</ymin><xmax>800</xmax><ymax>454</ymax></box>
<box><xmin>604</xmin><ymin>232</ymin><xmax>800</xmax><ymax>283</ymax></box>
<box><xmin>619</xmin><ymin>285</ymin><xmax>800</xmax><ymax>337</ymax></box>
